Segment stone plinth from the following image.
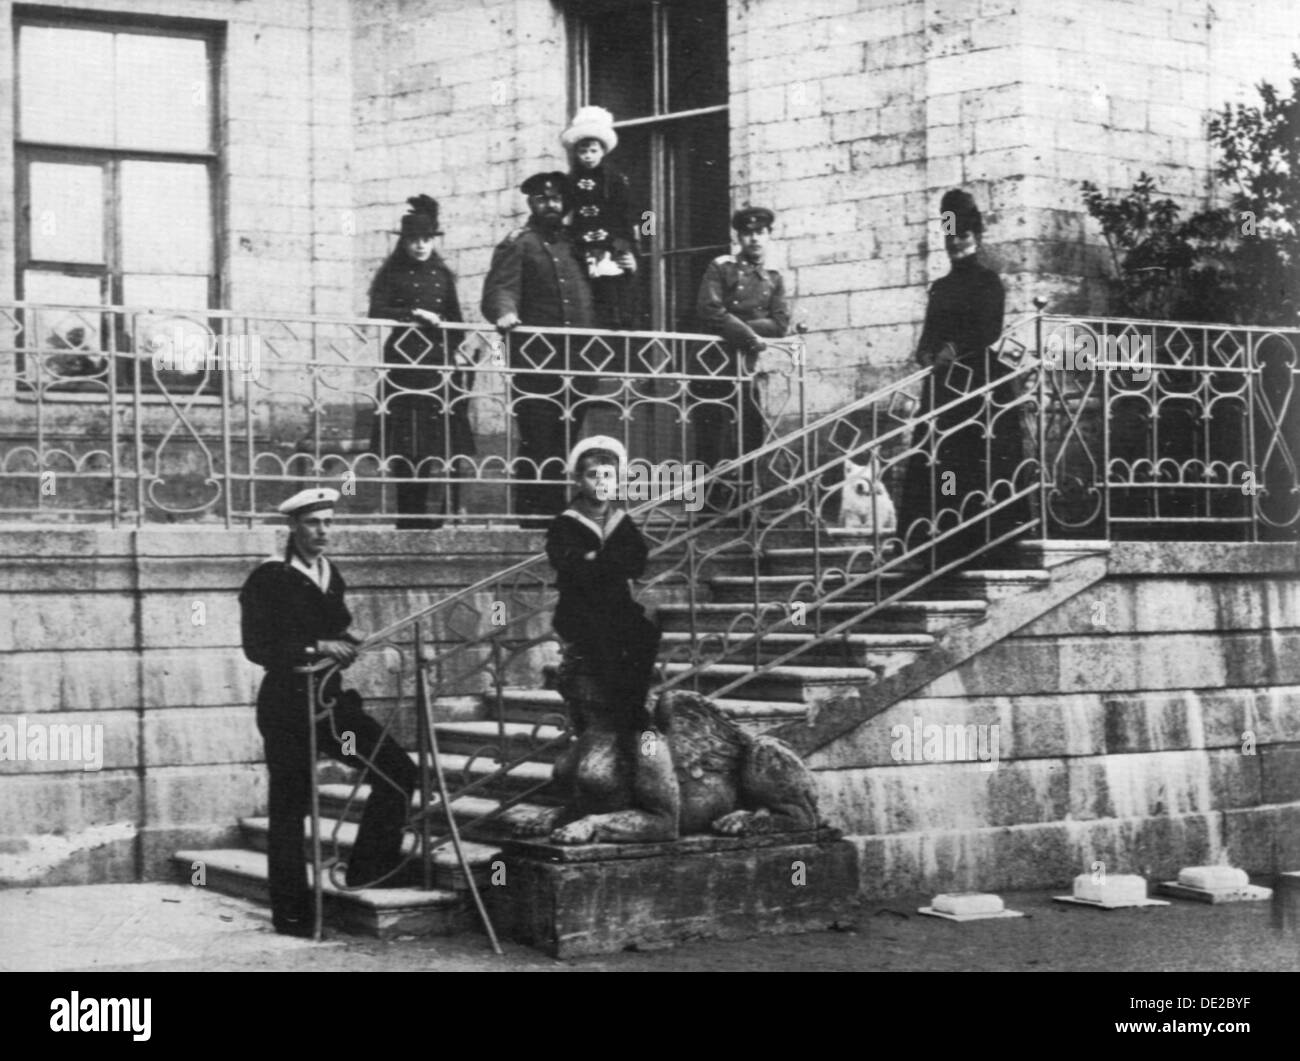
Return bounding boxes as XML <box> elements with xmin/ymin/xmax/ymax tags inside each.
<box><xmin>1273</xmin><ymin>872</ymin><xmax>1300</xmax><ymax>935</ymax></box>
<box><xmin>484</xmin><ymin>828</ymin><xmax>858</xmax><ymax>958</ymax></box>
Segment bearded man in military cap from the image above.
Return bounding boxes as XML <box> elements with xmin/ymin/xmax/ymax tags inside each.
<box><xmin>693</xmin><ymin>206</ymin><xmax>791</xmax><ymax>486</ymax></box>
<box><xmin>239</xmin><ymin>487</ymin><xmax>417</xmax><ymax>936</ymax></box>
<box><xmin>483</xmin><ymin>172</ymin><xmax>629</xmax><ymax>526</ymax></box>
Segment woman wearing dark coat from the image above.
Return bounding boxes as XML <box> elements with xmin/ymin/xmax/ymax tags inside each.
<box><xmin>896</xmin><ymin>189</ymin><xmax>1030</xmax><ymax>566</ymax></box>
<box><xmin>368</xmin><ymin>195</ymin><xmax>475</xmax><ymax>528</ymax></box>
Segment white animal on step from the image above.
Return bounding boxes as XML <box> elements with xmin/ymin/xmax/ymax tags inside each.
<box><xmin>840</xmin><ymin>457</ymin><xmax>897</xmax><ymax>532</ymax></box>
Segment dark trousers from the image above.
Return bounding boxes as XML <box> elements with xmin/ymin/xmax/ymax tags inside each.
<box><xmin>395</xmin><ymin>474</ymin><xmax>459</xmax><ymax>530</ymax></box>
<box><xmin>560</xmin><ymin>611</ymin><xmax>662</xmax><ymax>731</ymax></box>
<box><xmin>511</xmin><ymin>361</ymin><xmax>601</xmax><ymax>525</ymax></box>
<box><xmin>260</xmin><ymin>691</ymin><xmax>417</xmax><ymax>925</ymax></box>
<box><xmin>693</xmin><ymin>377</ymin><xmax>766</xmax><ymax>468</ymax></box>
<box><xmin>691</xmin><ymin>350</ymin><xmax>766</xmax><ymax>511</ymax></box>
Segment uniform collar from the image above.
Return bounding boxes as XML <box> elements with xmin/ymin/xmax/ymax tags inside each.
<box><xmin>286</xmin><ymin>542</ymin><xmax>331</xmax><ymax>591</ymax></box>
<box><xmin>528</xmin><ymin>217</ymin><xmax>568</xmax><ymax>243</ymax></box>
<box><xmin>562</xmin><ymin>506</ymin><xmax>626</xmax><ymax>541</ymax></box>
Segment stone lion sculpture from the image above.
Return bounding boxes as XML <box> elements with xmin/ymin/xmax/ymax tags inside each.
<box><xmin>517</xmin><ymin>687</ymin><xmax>822</xmax><ymax>845</ymax></box>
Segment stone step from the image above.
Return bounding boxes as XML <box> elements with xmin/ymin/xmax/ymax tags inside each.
<box><xmin>319</xmin><ymin>780</ymin><xmax>560</xmax><ymax>833</ymax></box>
<box><xmin>319</xmin><ymin>750</ymin><xmax>561</xmax><ymax>822</ymax></box>
<box><xmin>658</xmin><ymin>660</ymin><xmax>878</xmax><ymax>702</ymax></box>
<box><xmin>759</xmin><ymin>540</ymin><xmax>1051</xmax><ymax>577</ymax></box>
<box><xmin>759</xmin><ymin>546</ymin><xmax>916</xmax><ymax>578</ymax></box>
<box><xmin>433</xmin><ymin>719</ymin><xmax>567</xmax><ymax>762</ymax></box>
<box><xmin>430</xmin><ymin>695</ymin><xmax>489</xmax><ymax>724</ymax></box>
<box><xmin>655</xmin><ymin>598</ymin><xmax>987</xmax><ymax>634</ymax></box>
<box><xmin>483</xmin><ymin>687</ymin><xmax>570</xmax><ymax>726</ymax></box>
<box><xmin>238</xmin><ymin>816</ymin><xmax>501</xmax><ymax>891</ymax></box>
<box><xmin>494</xmin><ymin>684</ymin><xmax>805</xmax><ymax>732</ymax></box>
<box><xmin>172</xmin><ymin>847</ymin><xmax>470</xmax><ymax>940</ymax></box>
<box><xmin>943</xmin><ymin>569</ymin><xmax>1052</xmax><ymax>600</ymax></box>
<box><xmin>658</xmin><ymin>630</ymin><xmax>931</xmax><ymax>670</ymax></box>
<box><xmin>706</xmin><ymin>569</ymin><xmax>1045</xmax><ymax>603</ymax></box>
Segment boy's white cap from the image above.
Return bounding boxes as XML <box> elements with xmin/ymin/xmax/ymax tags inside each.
<box><xmin>278</xmin><ymin>487</ymin><xmax>340</xmax><ymax>517</ymax></box>
<box><xmin>561</xmin><ymin>105</ymin><xmax>618</xmax><ymax>154</ymax></box>
<box><xmin>568</xmin><ymin>435</ymin><xmax>626</xmax><ymax>476</ymax></box>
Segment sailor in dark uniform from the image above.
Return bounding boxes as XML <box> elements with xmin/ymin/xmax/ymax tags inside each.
<box><xmin>239</xmin><ymin>487</ymin><xmax>417</xmax><ymax>937</ymax></box>
<box><xmin>694</xmin><ymin>206</ymin><xmax>791</xmax><ymax>478</ymax></box>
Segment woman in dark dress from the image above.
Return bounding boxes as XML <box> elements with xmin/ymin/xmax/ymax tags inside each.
<box><xmin>368</xmin><ymin>195</ymin><xmax>475</xmax><ymax>529</ymax></box>
<box><xmin>896</xmin><ymin>189</ymin><xmax>1030</xmax><ymax>566</ymax></box>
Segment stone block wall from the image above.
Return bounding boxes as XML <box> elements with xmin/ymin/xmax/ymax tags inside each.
<box><xmin>0</xmin><ymin>526</ymin><xmax>553</xmax><ymax>885</ymax></box>
<box><xmin>808</xmin><ymin>542</ymin><xmax>1300</xmax><ymax>897</ymax></box>
<box><xmin>350</xmin><ymin>0</ymin><xmax>568</xmax><ymax>325</ymax></box>
<box><xmin>5</xmin><ymin>0</ymin><xmax>1296</xmax><ymax>483</ymax></box>
<box><xmin>0</xmin><ymin>0</ymin><xmax>356</xmax><ymax>317</ymax></box>
<box><xmin>0</xmin><ymin>522</ymin><xmax>704</xmax><ymax>885</ymax></box>
<box><xmin>727</xmin><ymin>0</ymin><xmax>1299</xmax><ymax>406</ymax></box>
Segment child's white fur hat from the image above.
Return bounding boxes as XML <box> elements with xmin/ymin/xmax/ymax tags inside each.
<box><xmin>568</xmin><ymin>434</ymin><xmax>627</xmax><ymax>476</ymax></box>
<box><xmin>561</xmin><ymin>106</ymin><xmax>618</xmax><ymax>154</ymax></box>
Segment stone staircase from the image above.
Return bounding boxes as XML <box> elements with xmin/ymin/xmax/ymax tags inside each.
<box><xmin>174</xmin><ymin>534</ymin><xmax>1057</xmax><ymax>939</ymax></box>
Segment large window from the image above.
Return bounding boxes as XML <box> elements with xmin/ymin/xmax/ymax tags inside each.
<box><xmin>569</xmin><ymin>0</ymin><xmax>729</xmax><ymax>332</ymax></box>
<box><xmin>14</xmin><ymin>13</ymin><xmax>220</xmax><ymax>389</ymax></box>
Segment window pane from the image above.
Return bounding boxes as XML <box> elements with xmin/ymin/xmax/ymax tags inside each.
<box><xmin>606</xmin><ymin>125</ymin><xmax>652</xmax><ymax>329</ymax></box>
<box><xmin>666</xmin><ymin>112</ymin><xmax>730</xmax><ymax>254</ymax></box>
<box><xmin>667</xmin><ymin>247</ymin><xmax>728</xmax><ymax>334</ymax></box>
<box><xmin>18</xmin><ymin>25</ymin><xmax>115</xmax><ymax>147</ymax></box>
<box><xmin>667</xmin><ymin>2</ymin><xmax>727</xmax><ymax>112</ymax></box>
<box><xmin>120</xmin><ymin>161</ymin><xmax>211</xmax><ymax>274</ymax></box>
<box><xmin>29</xmin><ymin>161</ymin><xmax>105</xmax><ymax>264</ymax></box>
<box><xmin>587</xmin><ymin>5</ymin><xmax>654</xmax><ymax>120</ymax></box>
<box><xmin>22</xmin><ymin>271</ymin><xmax>107</xmax><ymax>379</ymax></box>
<box><xmin>122</xmin><ymin>274</ymin><xmax>210</xmax><ymax>310</ymax></box>
<box><xmin>23</xmin><ymin>269</ymin><xmax>103</xmax><ymax>308</ymax></box>
<box><xmin>116</xmin><ymin>34</ymin><xmax>210</xmax><ymax>152</ymax></box>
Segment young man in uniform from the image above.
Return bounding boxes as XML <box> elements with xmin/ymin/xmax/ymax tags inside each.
<box><xmin>239</xmin><ymin>487</ymin><xmax>417</xmax><ymax>936</ymax></box>
<box><xmin>694</xmin><ymin>206</ymin><xmax>791</xmax><ymax>490</ymax></box>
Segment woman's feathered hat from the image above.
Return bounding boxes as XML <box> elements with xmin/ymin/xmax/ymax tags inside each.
<box><xmin>561</xmin><ymin>105</ymin><xmax>618</xmax><ymax>154</ymax></box>
<box><xmin>939</xmin><ymin>188</ymin><xmax>983</xmax><ymax>238</ymax></box>
<box><xmin>397</xmin><ymin>194</ymin><xmax>443</xmax><ymax>238</ymax></box>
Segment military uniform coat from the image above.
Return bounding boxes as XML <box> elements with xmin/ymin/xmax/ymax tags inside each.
<box><xmin>696</xmin><ymin>254</ymin><xmax>791</xmax><ymax>353</ymax></box>
<box><xmin>480</xmin><ymin>221</ymin><xmax>596</xmax><ymax>331</ymax></box>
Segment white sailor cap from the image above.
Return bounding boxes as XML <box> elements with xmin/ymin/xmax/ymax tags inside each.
<box><xmin>278</xmin><ymin>487</ymin><xmax>341</xmax><ymax>517</ymax></box>
<box><xmin>568</xmin><ymin>435</ymin><xmax>627</xmax><ymax>476</ymax></box>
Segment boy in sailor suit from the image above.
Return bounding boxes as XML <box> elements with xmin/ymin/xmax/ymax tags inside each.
<box><xmin>546</xmin><ymin>437</ymin><xmax>661</xmax><ymax>732</ymax></box>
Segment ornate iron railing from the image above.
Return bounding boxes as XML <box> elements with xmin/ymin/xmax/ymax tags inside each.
<box><xmin>0</xmin><ymin>302</ymin><xmax>805</xmax><ymax>525</ymax></box>
<box><xmin>290</xmin><ymin>307</ymin><xmax>1297</xmax><ymax>933</ymax></box>
<box><xmin>1035</xmin><ymin>314</ymin><xmax>1299</xmax><ymax>540</ymax></box>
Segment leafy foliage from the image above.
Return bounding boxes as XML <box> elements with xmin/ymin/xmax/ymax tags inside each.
<box><xmin>1082</xmin><ymin>56</ymin><xmax>1300</xmax><ymax>325</ymax></box>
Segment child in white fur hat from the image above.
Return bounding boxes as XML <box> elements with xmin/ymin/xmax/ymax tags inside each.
<box><xmin>561</xmin><ymin>105</ymin><xmax>641</xmax><ymax>329</ymax></box>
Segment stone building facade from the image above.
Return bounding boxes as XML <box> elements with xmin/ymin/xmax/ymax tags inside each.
<box><xmin>0</xmin><ymin>0</ymin><xmax>1296</xmax><ymax>887</ymax></box>
<box><xmin>2</xmin><ymin>0</ymin><xmax>1293</xmax><ymax>414</ymax></box>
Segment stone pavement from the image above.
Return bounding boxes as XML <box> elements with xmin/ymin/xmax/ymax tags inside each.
<box><xmin>2</xmin><ymin>880</ymin><xmax>1297</xmax><ymax>972</ymax></box>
